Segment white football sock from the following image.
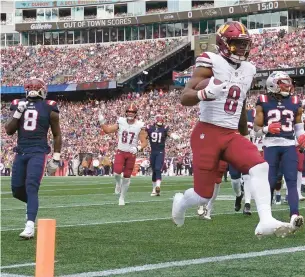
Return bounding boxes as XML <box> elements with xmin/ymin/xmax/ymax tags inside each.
<box><xmin>249</xmin><ymin>162</ymin><xmax>272</xmax><ymax>222</ymax></box>
<box><xmin>243</xmin><ymin>174</ymin><xmax>251</xmax><ymax>204</ymax></box>
<box><xmin>206</xmin><ymin>183</ymin><xmax>221</xmax><ymax>211</ymax></box>
<box><xmin>156</xmin><ymin>179</ymin><xmax>161</xmax><ymax>187</ymax></box>
<box><xmin>114</xmin><ymin>173</ymin><xmax>122</xmax><ymax>187</ymax></box>
<box><xmin>152</xmin><ymin>182</ymin><xmax>156</xmax><ymax>190</ymax></box>
<box><xmin>231</xmin><ymin>179</ymin><xmax>241</xmax><ymax>197</ymax></box>
<box><xmin>297</xmin><ymin>171</ymin><xmax>302</xmax><ymax>197</ymax></box>
<box><xmin>120</xmin><ymin>178</ymin><xmax>130</xmax><ymax>200</ymax></box>
<box><xmin>178</xmin><ymin>188</ymin><xmax>209</xmax><ymax>213</ymax></box>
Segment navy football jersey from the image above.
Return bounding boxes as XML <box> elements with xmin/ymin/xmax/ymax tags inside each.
<box><xmin>10</xmin><ymin>99</ymin><xmax>59</xmax><ymax>154</ymax></box>
<box><xmin>256</xmin><ymin>94</ymin><xmax>300</xmax><ymax>140</ymax></box>
<box><xmin>146</xmin><ymin>125</ymin><xmax>169</xmax><ymax>152</ymax></box>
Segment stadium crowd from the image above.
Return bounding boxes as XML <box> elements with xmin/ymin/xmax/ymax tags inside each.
<box><xmin>249</xmin><ymin>28</ymin><xmax>305</xmax><ymax>70</ymax></box>
<box><xmin>1</xmin><ymin>89</ymin><xmax>197</xmax><ymax>171</ymax></box>
<box><xmin>1</xmin><ymin>38</ymin><xmax>183</xmax><ymax>86</ymax></box>
<box><xmin>1</xmin><ymin>29</ymin><xmax>304</xmax><ymax>87</ymax></box>
<box><xmin>4</xmin><ymin>87</ymin><xmax>304</xmax><ymax>175</ymax></box>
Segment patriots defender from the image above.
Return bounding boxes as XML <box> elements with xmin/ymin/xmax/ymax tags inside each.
<box><xmin>99</xmin><ymin>103</ymin><xmax>148</xmax><ymax>205</ymax></box>
<box><xmin>4</xmin><ymin>78</ymin><xmax>62</xmax><ymax>239</ymax></box>
<box><xmin>172</xmin><ymin>21</ymin><xmax>294</xmax><ymax>238</ymax></box>
<box><xmin>254</xmin><ymin>71</ymin><xmax>304</xmax><ymax>231</ymax></box>
<box><xmin>146</xmin><ymin>115</ymin><xmax>180</xmax><ymax>196</ymax></box>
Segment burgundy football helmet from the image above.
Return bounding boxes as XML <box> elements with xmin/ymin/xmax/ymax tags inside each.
<box><xmin>216</xmin><ymin>21</ymin><xmax>251</xmax><ymax>63</ymax></box>
<box><xmin>125</xmin><ymin>103</ymin><xmax>138</xmax><ymax>120</ymax></box>
<box><xmin>24</xmin><ymin>78</ymin><xmax>47</xmax><ymax>99</ymax></box>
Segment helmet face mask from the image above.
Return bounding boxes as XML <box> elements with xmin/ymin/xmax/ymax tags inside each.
<box><xmin>266</xmin><ymin>72</ymin><xmax>294</xmax><ymax>97</ymax></box>
<box><xmin>155</xmin><ymin>115</ymin><xmax>164</xmax><ymax>127</ymax></box>
<box><xmin>216</xmin><ymin>21</ymin><xmax>251</xmax><ymax>64</ymax></box>
<box><xmin>24</xmin><ymin>78</ymin><xmax>47</xmax><ymax>99</ymax></box>
<box><xmin>125</xmin><ymin>103</ymin><xmax>138</xmax><ymax>121</ymax></box>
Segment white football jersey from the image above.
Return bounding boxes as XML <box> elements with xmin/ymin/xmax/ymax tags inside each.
<box><xmin>117</xmin><ymin>117</ymin><xmax>145</xmax><ymax>153</ymax></box>
<box><xmin>196</xmin><ymin>52</ymin><xmax>256</xmax><ymax>129</ymax></box>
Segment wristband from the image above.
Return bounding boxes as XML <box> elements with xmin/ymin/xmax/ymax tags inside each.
<box><xmin>197</xmin><ymin>89</ymin><xmax>206</xmax><ymax>101</ymax></box>
<box><xmin>13</xmin><ymin>110</ymin><xmax>22</xmax><ymax>119</ymax></box>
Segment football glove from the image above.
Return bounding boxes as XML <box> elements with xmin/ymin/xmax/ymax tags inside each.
<box><xmin>298</xmin><ymin>134</ymin><xmax>305</xmax><ymax>148</ymax></box>
<box><xmin>98</xmin><ymin>113</ymin><xmax>106</xmax><ymax>125</ymax></box>
<box><xmin>47</xmin><ymin>153</ymin><xmax>60</xmax><ymax>175</ymax></box>
<box><xmin>197</xmin><ymin>77</ymin><xmax>228</xmax><ymax>101</ymax></box>
<box><xmin>170</xmin><ymin>133</ymin><xmax>180</xmax><ymax>141</ymax></box>
<box><xmin>13</xmin><ymin>101</ymin><xmax>28</xmax><ymax>119</ymax></box>
<box><xmin>130</xmin><ymin>146</ymin><xmax>142</xmax><ymax>155</ymax></box>
<box><xmin>263</xmin><ymin>122</ymin><xmax>281</xmax><ymax>135</ymax></box>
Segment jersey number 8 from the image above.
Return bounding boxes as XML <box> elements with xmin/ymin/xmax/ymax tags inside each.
<box><xmin>224</xmin><ymin>86</ymin><xmax>241</xmax><ymax>115</ymax></box>
<box><xmin>23</xmin><ymin>110</ymin><xmax>38</xmax><ymax>131</ymax></box>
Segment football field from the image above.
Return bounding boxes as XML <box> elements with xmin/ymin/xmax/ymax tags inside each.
<box><xmin>1</xmin><ymin>176</ymin><xmax>305</xmax><ymax>277</ymax></box>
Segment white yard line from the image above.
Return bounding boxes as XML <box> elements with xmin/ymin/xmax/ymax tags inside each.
<box><xmin>1</xmin><ymin>207</ymin><xmax>301</xmax><ymax>232</ymax></box>
<box><xmin>1</xmin><ymin>184</ymin><xmax>194</xmax><ymax>194</ymax></box>
<box><xmin>1</xmin><ymin>196</ymin><xmax>235</xmax><ymax>211</ymax></box>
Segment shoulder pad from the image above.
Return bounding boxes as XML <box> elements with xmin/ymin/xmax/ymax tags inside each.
<box><xmin>46</xmin><ymin>100</ymin><xmax>57</xmax><ymax>106</ymax></box>
<box><xmin>11</xmin><ymin>99</ymin><xmax>20</xmax><ymax>106</ymax></box>
<box><xmin>195</xmin><ymin>52</ymin><xmax>213</xmax><ymax>68</ymax></box>
<box><xmin>291</xmin><ymin>96</ymin><xmax>299</xmax><ymax>105</ymax></box>
<box><xmin>259</xmin><ymin>95</ymin><xmax>268</xmax><ymax>103</ymax></box>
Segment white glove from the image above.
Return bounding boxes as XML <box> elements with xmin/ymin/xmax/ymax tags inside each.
<box><xmin>13</xmin><ymin>101</ymin><xmax>28</xmax><ymax>119</ymax></box>
<box><xmin>170</xmin><ymin>133</ymin><xmax>180</xmax><ymax>141</ymax></box>
<box><xmin>47</xmin><ymin>153</ymin><xmax>60</xmax><ymax>175</ymax></box>
<box><xmin>98</xmin><ymin>113</ymin><xmax>106</xmax><ymax>124</ymax></box>
<box><xmin>197</xmin><ymin>77</ymin><xmax>227</xmax><ymax>101</ymax></box>
<box><xmin>130</xmin><ymin>146</ymin><xmax>142</xmax><ymax>155</ymax></box>
<box><xmin>249</xmin><ymin>129</ymin><xmax>256</xmax><ymax>139</ymax></box>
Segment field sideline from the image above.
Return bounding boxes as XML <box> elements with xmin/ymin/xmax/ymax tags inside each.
<box><xmin>1</xmin><ymin>176</ymin><xmax>305</xmax><ymax>277</ymax></box>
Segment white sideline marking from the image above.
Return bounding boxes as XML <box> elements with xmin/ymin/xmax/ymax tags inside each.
<box><xmin>1</xmin><ymin>196</ymin><xmax>234</xmax><ymax>211</ymax></box>
<box><xmin>1</xmin><ymin>272</ymin><xmax>31</xmax><ymax>277</ymax></box>
<box><xmin>2</xmin><ymin>246</ymin><xmax>304</xmax><ymax>277</ymax></box>
<box><xmin>0</xmin><ymin>262</ymin><xmax>35</xmax><ymax>269</ymax></box>
<box><xmin>2</xmin><ymin>207</ymin><xmax>302</xmax><ymax>232</ymax></box>
<box><xmin>61</xmin><ymin>246</ymin><xmax>305</xmax><ymax>276</ymax></box>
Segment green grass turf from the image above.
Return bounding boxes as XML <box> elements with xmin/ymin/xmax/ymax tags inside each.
<box><xmin>1</xmin><ymin>176</ymin><xmax>305</xmax><ymax>276</ymax></box>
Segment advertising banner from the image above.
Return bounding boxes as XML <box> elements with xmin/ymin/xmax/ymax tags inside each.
<box><xmin>15</xmin><ymin>0</ymin><xmax>302</xmax><ymax>31</ymax></box>
<box><xmin>15</xmin><ymin>0</ymin><xmax>133</xmax><ymax>9</ymax></box>
<box><xmin>255</xmin><ymin>67</ymin><xmax>305</xmax><ymax>78</ymax></box>
<box><xmin>0</xmin><ymin>81</ymin><xmax>117</xmax><ymax>94</ymax></box>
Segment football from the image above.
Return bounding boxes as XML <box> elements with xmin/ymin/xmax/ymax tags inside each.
<box><xmin>195</xmin><ymin>78</ymin><xmax>223</xmax><ymax>90</ymax></box>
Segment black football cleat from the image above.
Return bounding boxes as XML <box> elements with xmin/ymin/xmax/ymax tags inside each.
<box><xmin>243</xmin><ymin>203</ymin><xmax>252</xmax><ymax>216</ymax></box>
<box><xmin>235</xmin><ymin>192</ymin><xmax>244</xmax><ymax>212</ymax></box>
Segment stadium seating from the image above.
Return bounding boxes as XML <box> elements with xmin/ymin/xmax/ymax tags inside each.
<box><xmin>1</xmin><ymin>38</ymin><xmax>183</xmax><ymax>86</ymax></box>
